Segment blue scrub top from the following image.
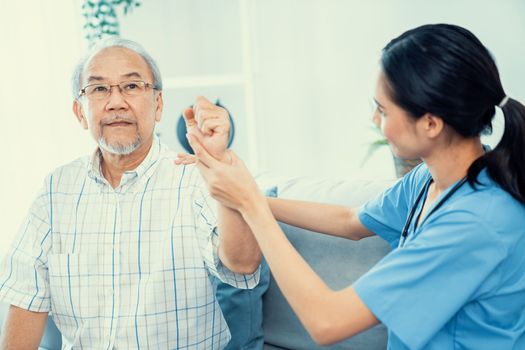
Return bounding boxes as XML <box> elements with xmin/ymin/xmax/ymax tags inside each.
<box><xmin>354</xmin><ymin>164</ymin><xmax>525</xmax><ymax>350</ymax></box>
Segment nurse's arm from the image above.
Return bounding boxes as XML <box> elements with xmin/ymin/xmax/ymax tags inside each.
<box><xmin>244</xmin><ymin>202</ymin><xmax>379</xmax><ymax>345</ymax></box>
<box><xmin>0</xmin><ymin>305</ymin><xmax>48</xmax><ymax>349</ymax></box>
<box><xmin>268</xmin><ymin>197</ymin><xmax>375</xmax><ymax>241</ymax></box>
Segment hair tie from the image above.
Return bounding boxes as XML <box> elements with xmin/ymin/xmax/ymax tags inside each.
<box><xmin>498</xmin><ymin>96</ymin><xmax>510</xmax><ymax>108</ymax></box>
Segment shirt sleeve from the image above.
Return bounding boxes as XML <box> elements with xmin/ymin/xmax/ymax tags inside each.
<box><xmin>353</xmin><ymin>208</ymin><xmax>506</xmax><ymax>350</ymax></box>
<box><xmin>358</xmin><ymin>164</ymin><xmax>427</xmax><ymax>248</ymax></box>
<box><xmin>192</xmin><ymin>172</ymin><xmax>260</xmax><ymax>289</ymax></box>
<box><xmin>0</xmin><ymin>177</ymin><xmax>53</xmax><ymax>312</ymax></box>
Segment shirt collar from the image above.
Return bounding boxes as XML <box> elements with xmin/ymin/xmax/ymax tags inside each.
<box><xmin>87</xmin><ymin>137</ymin><xmax>163</xmax><ymax>186</ymax></box>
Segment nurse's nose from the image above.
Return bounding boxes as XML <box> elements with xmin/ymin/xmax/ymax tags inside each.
<box><xmin>372</xmin><ymin>111</ymin><xmax>381</xmax><ymax>128</ymax></box>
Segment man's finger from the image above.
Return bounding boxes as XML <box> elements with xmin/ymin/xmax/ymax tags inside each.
<box><xmin>200</xmin><ymin>118</ymin><xmax>228</xmax><ymax>136</ymax></box>
<box><xmin>193</xmin><ymin>96</ymin><xmax>220</xmax><ymax>128</ymax></box>
<box><xmin>193</xmin><ymin>96</ymin><xmax>209</xmax><ymax>128</ymax></box>
<box><xmin>186</xmin><ymin>133</ymin><xmax>221</xmax><ymax>168</ymax></box>
<box><xmin>196</xmin><ymin>95</ymin><xmax>214</xmax><ymax>107</ymax></box>
<box><xmin>186</xmin><ymin>119</ymin><xmax>205</xmax><ymax>140</ymax></box>
<box><xmin>183</xmin><ymin>108</ymin><xmax>197</xmax><ymax>129</ymax></box>
<box><xmin>187</xmin><ymin>127</ymin><xmax>206</xmax><ymax>145</ymax></box>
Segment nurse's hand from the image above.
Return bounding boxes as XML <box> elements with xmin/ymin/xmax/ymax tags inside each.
<box><xmin>174</xmin><ymin>153</ymin><xmax>196</xmax><ymax>165</ymax></box>
<box><xmin>186</xmin><ymin>133</ymin><xmax>264</xmax><ymax>213</ymax></box>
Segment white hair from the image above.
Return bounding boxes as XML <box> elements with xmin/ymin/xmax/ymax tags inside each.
<box><xmin>71</xmin><ymin>37</ymin><xmax>162</xmax><ymax>99</ymax></box>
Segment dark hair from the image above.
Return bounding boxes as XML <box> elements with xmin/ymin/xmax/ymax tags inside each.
<box><xmin>381</xmin><ymin>23</ymin><xmax>525</xmax><ymax>204</ymax></box>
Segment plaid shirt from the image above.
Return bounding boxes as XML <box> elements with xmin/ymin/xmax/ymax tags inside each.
<box><xmin>0</xmin><ymin>139</ymin><xmax>259</xmax><ymax>349</ymax></box>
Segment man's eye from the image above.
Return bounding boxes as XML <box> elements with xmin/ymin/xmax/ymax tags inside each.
<box><xmin>124</xmin><ymin>83</ymin><xmax>139</xmax><ymax>90</ymax></box>
<box><xmin>93</xmin><ymin>85</ymin><xmax>109</xmax><ymax>93</ymax></box>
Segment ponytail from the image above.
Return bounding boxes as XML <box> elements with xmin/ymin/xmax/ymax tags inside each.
<box><xmin>468</xmin><ymin>98</ymin><xmax>525</xmax><ymax>204</ymax></box>
<box><xmin>381</xmin><ymin>23</ymin><xmax>525</xmax><ymax>203</ymax></box>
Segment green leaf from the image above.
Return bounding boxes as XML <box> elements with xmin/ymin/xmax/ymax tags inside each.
<box><xmin>360</xmin><ymin>138</ymin><xmax>389</xmax><ymax>167</ymax></box>
<box><xmin>81</xmin><ymin>0</ymin><xmax>141</xmax><ymax>45</ymax></box>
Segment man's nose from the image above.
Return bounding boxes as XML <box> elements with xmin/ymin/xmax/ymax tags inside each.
<box><xmin>105</xmin><ymin>86</ymin><xmax>128</xmax><ymax>110</ymax></box>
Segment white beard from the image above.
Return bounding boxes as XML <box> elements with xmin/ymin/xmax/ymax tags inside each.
<box><xmin>97</xmin><ymin>135</ymin><xmax>142</xmax><ymax>155</ymax></box>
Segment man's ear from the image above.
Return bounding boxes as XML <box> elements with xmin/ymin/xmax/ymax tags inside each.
<box><xmin>420</xmin><ymin>113</ymin><xmax>444</xmax><ymax>139</ymax></box>
<box><xmin>154</xmin><ymin>91</ymin><xmax>163</xmax><ymax>122</ymax></box>
<box><xmin>73</xmin><ymin>100</ymin><xmax>88</xmax><ymax>130</ymax></box>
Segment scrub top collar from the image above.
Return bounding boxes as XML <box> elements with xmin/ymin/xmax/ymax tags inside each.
<box><xmin>400</xmin><ymin>175</ymin><xmax>468</xmax><ymax>247</ymax></box>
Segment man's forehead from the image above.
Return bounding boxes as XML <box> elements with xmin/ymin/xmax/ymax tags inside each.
<box><xmin>83</xmin><ymin>46</ymin><xmax>153</xmax><ymax>83</ymax></box>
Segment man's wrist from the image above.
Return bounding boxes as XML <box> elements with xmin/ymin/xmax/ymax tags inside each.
<box><xmin>217</xmin><ymin>150</ymin><xmax>233</xmax><ymax>165</ymax></box>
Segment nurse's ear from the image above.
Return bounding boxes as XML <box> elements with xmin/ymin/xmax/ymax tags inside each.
<box><xmin>419</xmin><ymin>113</ymin><xmax>444</xmax><ymax>139</ymax></box>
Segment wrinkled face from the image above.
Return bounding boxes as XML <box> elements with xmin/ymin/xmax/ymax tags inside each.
<box><xmin>373</xmin><ymin>72</ymin><xmax>425</xmax><ymax>160</ymax></box>
<box><xmin>74</xmin><ymin>47</ymin><xmax>163</xmax><ymax>155</ymax></box>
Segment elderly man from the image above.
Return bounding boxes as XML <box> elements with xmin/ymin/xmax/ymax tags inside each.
<box><xmin>0</xmin><ymin>38</ymin><xmax>261</xmax><ymax>349</ymax></box>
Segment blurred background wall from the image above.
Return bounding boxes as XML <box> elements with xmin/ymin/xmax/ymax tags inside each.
<box><xmin>1</xmin><ymin>0</ymin><xmax>524</xmax><ymax>254</ymax></box>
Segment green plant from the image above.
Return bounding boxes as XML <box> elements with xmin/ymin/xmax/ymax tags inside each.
<box><xmin>82</xmin><ymin>0</ymin><xmax>141</xmax><ymax>45</ymax></box>
<box><xmin>363</xmin><ymin>134</ymin><xmax>389</xmax><ymax>164</ymax></box>
<box><xmin>361</xmin><ymin>125</ymin><xmax>388</xmax><ymax>166</ymax></box>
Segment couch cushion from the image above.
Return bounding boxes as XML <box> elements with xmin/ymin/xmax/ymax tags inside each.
<box><xmin>212</xmin><ymin>260</ymin><xmax>270</xmax><ymax>350</ymax></box>
<box><xmin>259</xmin><ymin>176</ymin><xmax>394</xmax><ymax>350</ymax></box>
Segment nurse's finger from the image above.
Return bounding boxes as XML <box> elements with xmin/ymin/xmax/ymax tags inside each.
<box><xmin>195</xmin><ymin>159</ymin><xmax>212</xmax><ymax>178</ymax></box>
<box><xmin>174</xmin><ymin>153</ymin><xmax>197</xmax><ymax>165</ymax></box>
<box><xmin>186</xmin><ymin>133</ymin><xmax>221</xmax><ymax>169</ymax></box>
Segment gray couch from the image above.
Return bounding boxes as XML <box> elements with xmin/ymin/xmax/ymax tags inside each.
<box><xmin>0</xmin><ymin>177</ymin><xmax>393</xmax><ymax>349</ymax></box>
<box><xmin>260</xmin><ymin>176</ymin><xmax>393</xmax><ymax>350</ymax></box>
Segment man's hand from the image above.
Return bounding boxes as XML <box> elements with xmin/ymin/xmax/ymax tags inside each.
<box><xmin>182</xmin><ymin>96</ymin><xmax>231</xmax><ymax>163</ymax></box>
<box><xmin>186</xmin><ymin>133</ymin><xmax>264</xmax><ymax>214</ymax></box>
<box><xmin>187</xmin><ymin>133</ymin><xmax>263</xmax><ymax>273</ymax></box>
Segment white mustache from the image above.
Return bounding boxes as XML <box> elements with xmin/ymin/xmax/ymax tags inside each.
<box><xmin>101</xmin><ymin>115</ymin><xmax>136</xmax><ymax>125</ymax></box>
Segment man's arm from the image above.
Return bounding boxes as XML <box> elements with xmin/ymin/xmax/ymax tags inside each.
<box><xmin>0</xmin><ymin>305</ymin><xmax>47</xmax><ymax>350</ymax></box>
<box><xmin>268</xmin><ymin>198</ymin><xmax>375</xmax><ymax>241</ymax></box>
<box><xmin>182</xmin><ymin>96</ymin><xmax>261</xmax><ymax>274</ymax></box>
<box><xmin>217</xmin><ymin>205</ymin><xmax>261</xmax><ymax>274</ymax></box>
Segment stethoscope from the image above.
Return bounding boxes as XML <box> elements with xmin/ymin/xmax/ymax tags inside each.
<box><xmin>400</xmin><ymin>176</ymin><xmax>468</xmax><ymax>247</ymax></box>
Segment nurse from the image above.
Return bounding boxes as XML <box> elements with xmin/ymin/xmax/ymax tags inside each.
<box><xmin>179</xmin><ymin>24</ymin><xmax>525</xmax><ymax>349</ymax></box>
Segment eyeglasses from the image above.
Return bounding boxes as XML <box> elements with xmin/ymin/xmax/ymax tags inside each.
<box><xmin>79</xmin><ymin>80</ymin><xmax>158</xmax><ymax>100</ymax></box>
